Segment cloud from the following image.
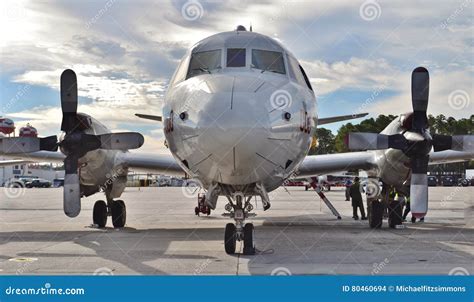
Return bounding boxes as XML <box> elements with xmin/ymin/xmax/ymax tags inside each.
<box><xmin>1</xmin><ymin>0</ymin><xmax>472</xmax><ymax>154</ymax></box>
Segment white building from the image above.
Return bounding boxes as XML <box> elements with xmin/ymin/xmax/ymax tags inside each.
<box><xmin>0</xmin><ymin>160</ymin><xmax>64</xmax><ymax>186</ymax></box>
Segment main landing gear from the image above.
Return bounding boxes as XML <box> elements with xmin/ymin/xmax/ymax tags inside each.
<box><xmin>223</xmin><ymin>193</ymin><xmax>258</xmax><ymax>255</ymax></box>
<box><xmin>93</xmin><ymin>197</ymin><xmax>126</xmax><ymax>228</ymax></box>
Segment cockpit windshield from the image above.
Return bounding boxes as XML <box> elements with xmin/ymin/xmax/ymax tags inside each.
<box><xmin>187</xmin><ymin>49</ymin><xmax>222</xmax><ymax>79</ymax></box>
<box><xmin>251</xmin><ymin>49</ymin><xmax>285</xmax><ymax>74</ymax></box>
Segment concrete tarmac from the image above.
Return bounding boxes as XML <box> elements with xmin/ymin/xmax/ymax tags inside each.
<box><xmin>0</xmin><ymin>186</ymin><xmax>472</xmax><ymax>275</ymax></box>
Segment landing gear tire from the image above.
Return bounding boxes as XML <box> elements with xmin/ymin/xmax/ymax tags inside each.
<box><xmin>388</xmin><ymin>200</ymin><xmax>403</xmax><ymax>228</ymax></box>
<box><xmin>195</xmin><ymin>207</ymin><xmax>199</xmax><ymax>216</ymax></box>
<box><xmin>369</xmin><ymin>200</ymin><xmax>384</xmax><ymax>229</ymax></box>
<box><xmin>224</xmin><ymin>223</ymin><xmax>237</xmax><ymax>254</ymax></box>
<box><xmin>93</xmin><ymin>200</ymin><xmax>107</xmax><ymax>228</ymax></box>
<box><xmin>243</xmin><ymin>223</ymin><xmax>255</xmax><ymax>255</ymax></box>
<box><xmin>111</xmin><ymin>199</ymin><xmax>126</xmax><ymax>228</ymax></box>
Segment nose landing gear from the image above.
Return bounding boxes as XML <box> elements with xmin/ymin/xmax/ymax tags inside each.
<box><xmin>223</xmin><ymin>193</ymin><xmax>256</xmax><ymax>255</ymax></box>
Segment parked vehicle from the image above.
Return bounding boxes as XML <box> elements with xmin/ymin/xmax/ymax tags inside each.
<box><xmin>427</xmin><ymin>176</ymin><xmax>438</xmax><ymax>186</ymax></box>
<box><xmin>457</xmin><ymin>178</ymin><xmax>469</xmax><ymax>187</ymax></box>
<box><xmin>53</xmin><ymin>178</ymin><xmax>64</xmax><ymax>187</ymax></box>
<box><xmin>441</xmin><ymin>176</ymin><xmax>455</xmax><ymax>187</ymax></box>
<box><xmin>24</xmin><ymin>178</ymin><xmax>52</xmax><ymax>188</ymax></box>
<box><xmin>4</xmin><ymin>177</ymin><xmax>38</xmax><ymax>188</ymax></box>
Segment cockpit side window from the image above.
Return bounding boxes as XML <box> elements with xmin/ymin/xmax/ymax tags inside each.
<box><xmin>170</xmin><ymin>55</ymin><xmax>190</xmax><ymax>86</ymax></box>
<box><xmin>251</xmin><ymin>49</ymin><xmax>285</xmax><ymax>74</ymax></box>
<box><xmin>299</xmin><ymin>65</ymin><xmax>313</xmax><ymax>91</ymax></box>
<box><xmin>227</xmin><ymin>48</ymin><xmax>246</xmax><ymax>67</ymax></box>
<box><xmin>186</xmin><ymin>49</ymin><xmax>222</xmax><ymax>79</ymax></box>
<box><xmin>287</xmin><ymin>55</ymin><xmax>313</xmax><ymax>91</ymax></box>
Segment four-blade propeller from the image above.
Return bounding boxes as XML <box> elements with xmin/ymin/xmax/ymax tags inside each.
<box><xmin>347</xmin><ymin>67</ymin><xmax>473</xmax><ymax>218</ymax></box>
<box><xmin>1</xmin><ymin>69</ymin><xmax>144</xmax><ymax>218</ymax></box>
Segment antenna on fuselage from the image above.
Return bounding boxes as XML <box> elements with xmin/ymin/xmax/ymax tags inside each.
<box><xmin>250</xmin><ymin>23</ymin><xmax>253</xmax><ymax>32</ymax></box>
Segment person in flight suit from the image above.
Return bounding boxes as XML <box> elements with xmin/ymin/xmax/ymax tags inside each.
<box><xmin>350</xmin><ymin>177</ymin><xmax>367</xmax><ymax>220</ymax></box>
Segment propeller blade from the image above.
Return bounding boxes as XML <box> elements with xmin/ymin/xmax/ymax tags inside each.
<box><xmin>63</xmin><ymin>156</ymin><xmax>81</xmax><ymax>217</ymax></box>
<box><xmin>347</xmin><ymin>133</ymin><xmax>407</xmax><ymax>150</ymax></box>
<box><xmin>39</xmin><ymin>135</ymin><xmax>59</xmax><ymax>151</ymax></box>
<box><xmin>60</xmin><ymin>69</ymin><xmax>78</xmax><ymax>133</ymax></box>
<box><xmin>411</xmin><ymin>67</ymin><xmax>429</xmax><ymax>130</ymax></box>
<box><xmin>410</xmin><ymin>155</ymin><xmax>429</xmax><ymax>218</ymax></box>
<box><xmin>64</xmin><ymin>173</ymin><xmax>81</xmax><ymax>217</ymax></box>
<box><xmin>433</xmin><ymin>134</ymin><xmax>474</xmax><ymax>152</ymax></box>
<box><xmin>98</xmin><ymin>132</ymin><xmax>145</xmax><ymax>150</ymax></box>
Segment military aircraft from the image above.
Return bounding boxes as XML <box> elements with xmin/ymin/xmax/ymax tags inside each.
<box><xmin>1</xmin><ymin>26</ymin><xmax>472</xmax><ymax>255</ymax></box>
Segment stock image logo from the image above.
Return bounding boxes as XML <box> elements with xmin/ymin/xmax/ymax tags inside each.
<box><xmin>3</xmin><ymin>181</ymin><xmax>26</xmax><ymax>199</ymax></box>
<box><xmin>448</xmin><ymin>267</ymin><xmax>469</xmax><ymax>276</ymax></box>
<box><xmin>181</xmin><ymin>0</ymin><xmax>203</xmax><ymax>21</ymax></box>
<box><xmin>270</xmin><ymin>89</ymin><xmax>292</xmax><ymax>110</ymax></box>
<box><xmin>181</xmin><ymin>179</ymin><xmax>203</xmax><ymax>198</ymax></box>
<box><xmin>360</xmin><ymin>178</ymin><xmax>381</xmax><ymax>198</ymax></box>
<box><xmin>93</xmin><ymin>267</ymin><xmax>114</xmax><ymax>276</ymax></box>
<box><xmin>271</xmin><ymin>267</ymin><xmax>292</xmax><ymax>276</ymax></box>
<box><xmin>448</xmin><ymin>89</ymin><xmax>470</xmax><ymax>110</ymax></box>
<box><xmin>359</xmin><ymin>0</ymin><xmax>381</xmax><ymax>21</ymax></box>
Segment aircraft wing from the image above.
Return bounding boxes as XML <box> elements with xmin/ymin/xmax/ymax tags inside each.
<box><xmin>297</xmin><ymin>150</ymin><xmax>473</xmax><ymax>177</ymax></box>
<box><xmin>1</xmin><ymin>151</ymin><xmax>65</xmax><ymax>165</ymax></box>
<box><xmin>117</xmin><ymin>152</ymin><xmax>184</xmax><ymax>175</ymax></box>
<box><xmin>1</xmin><ymin>150</ymin><xmax>184</xmax><ymax>175</ymax></box>
<box><xmin>297</xmin><ymin>151</ymin><xmax>376</xmax><ymax>177</ymax></box>
<box><xmin>428</xmin><ymin>150</ymin><xmax>474</xmax><ymax>165</ymax></box>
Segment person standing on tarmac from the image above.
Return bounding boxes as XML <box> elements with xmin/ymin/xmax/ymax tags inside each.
<box><xmin>344</xmin><ymin>179</ymin><xmax>352</xmax><ymax>201</ymax></box>
<box><xmin>350</xmin><ymin>177</ymin><xmax>367</xmax><ymax>220</ymax></box>
<box><xmin>402</xmin><ymin>197</ymin><xmax>425</xmax><ymax>223</ymax></box>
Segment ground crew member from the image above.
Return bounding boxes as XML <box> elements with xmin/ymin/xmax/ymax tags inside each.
<box><xmin>344</xmin><ymin>179</ymin><xmax>352</xmax><ymax>201</ymax></box>
<box><xmin>349</xmin><ymin>177</ymin><xmax>367</xmax><ymax>220</ymax></box>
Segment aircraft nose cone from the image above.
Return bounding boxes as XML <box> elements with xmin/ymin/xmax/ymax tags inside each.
<box><xmin>197</xmin><ymin>92</ymin><xmax>271</xmax><ymax>184</ymax></box>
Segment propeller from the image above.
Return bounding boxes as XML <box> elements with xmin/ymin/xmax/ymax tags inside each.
<box><xmin>347</xmin><ymin>67</ymin><xmax>473</xmax><ymax>218</ymax></box>
<box><xmin>1</xmin><ymin>69</ymin><xmax>144</xmax><ymax>218</ymax></box>
<box><xmin>58</xmin><ymin>69</ymin><xmax>144</xmax><ymax>217</ymax></box>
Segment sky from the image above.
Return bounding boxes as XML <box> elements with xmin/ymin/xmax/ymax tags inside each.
<box><xmin>0</xmin><ymin>0</ymin><xmax>472</xmax><ymax>154</ymax></box>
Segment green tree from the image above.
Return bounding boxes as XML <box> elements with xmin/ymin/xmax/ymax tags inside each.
<box><xmin>309</xmin><ymin>128</ymin><xmax>335</xmax><ymax>155</ymax></box>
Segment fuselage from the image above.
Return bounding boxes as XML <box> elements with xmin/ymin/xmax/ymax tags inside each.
<box><xmin>163</xmin><ymin>29</ymin><xmax>317</xmax><ymax>193</ymax></box>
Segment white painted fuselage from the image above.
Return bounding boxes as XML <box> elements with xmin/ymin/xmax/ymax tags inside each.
<box><xmin>162</xmin><ymin>30</ymin><xmax>317</xmax><ymax>195</ymax></box>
